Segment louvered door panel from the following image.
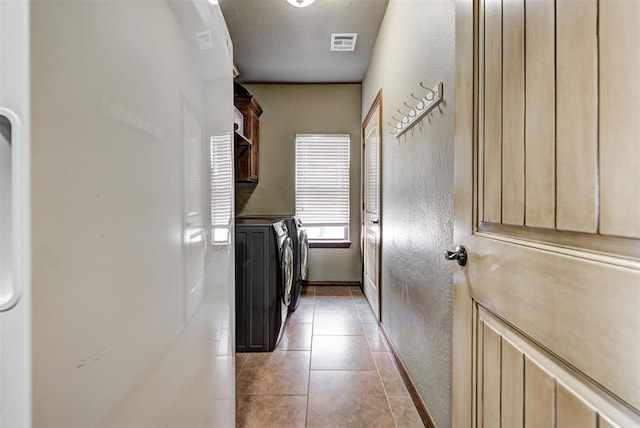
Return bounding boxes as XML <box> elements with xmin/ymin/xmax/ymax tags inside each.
<box><xmin>477</xmin><ymin>307</ymin><xmax>636</xmax><ymax>428</ymax></box>
<box><xmin>556</xmin><ymin>0</ymin><xmax>598</xmax><ymax>234</ymax></box>
<box><xmin>599</xmin><ymin>0</ymin><xmax>640</xmax><ymax>238</ymax></box>
<box><xmin>501</xmin><ymin>0</ymin><xmax>525</xmax><ymax>226</ymax></box>
<box><xmin>482</xmin><ymin>0</ymin><xmax>503</xmax><ymax>224</ymax></box>
<box><xmin>523</xmin><ymin>0</ymin><xmax>555</xmax><ymax>229</ymax></box>
<box><xmin>479</xmin><ymin>0</ymin><xmax>640</xmax><ymax>255</ymax></box>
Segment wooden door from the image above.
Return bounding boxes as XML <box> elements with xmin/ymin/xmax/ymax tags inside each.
<box><xmin>453</xmin><ymin>0</ymin><xmax>640</xmax><ymax>426</ymax></box>
<box><xmin>362</xmin><ymin>91</ymin><xmax>382</xmax><ymax>319</ymax></box>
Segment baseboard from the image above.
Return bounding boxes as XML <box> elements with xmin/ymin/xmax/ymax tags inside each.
<box><xmin>380</xmin><ymin>324</ymin><xmax>438</xmax><ymax>428</ymax></box>
<box><xmin>303</xmin><ymin>280</ymin><xmax>362</xmax><ymax>288</ymax></box>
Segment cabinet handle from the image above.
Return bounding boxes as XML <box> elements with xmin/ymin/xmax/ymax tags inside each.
<box><xmin>0</xmin><ymin>108</ymin><xmax>22</xmax><ymax>312</ymax></box>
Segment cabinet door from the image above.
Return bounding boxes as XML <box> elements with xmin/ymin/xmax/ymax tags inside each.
<box><xmin>234</xmin><ymin>95</ymin><xmax>261</xmax><ymax>183</ymax></box>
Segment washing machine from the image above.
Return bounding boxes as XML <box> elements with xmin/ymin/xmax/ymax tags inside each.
<box><xmin>235</xmin><ymin>218</ymin><xmax>294</xmax><ymax>352</ymax></box>
<box><xmin>288</xmin><ymin>216</ymin><xmax>308</xmax><ymax>311</ymax></box>
<box><xmin>298</xmin><ymin>217</ymin><xmax>309</xmax><ymax>280</ymax></box>
<box><xmin>236</xmin><ymin>215</ymin><xmax>308</xmax><ymax>312</ymax></box>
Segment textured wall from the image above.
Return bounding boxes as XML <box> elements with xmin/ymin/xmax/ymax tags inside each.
<box><xmin>237</xmin><ymin>84</ymin><xmax>362</xmax><ymax>282</ymax></box>
<box><xmin>361</xmin><ymin>0</ymin><xmax>456</xmax><ymax>426</ymax></box>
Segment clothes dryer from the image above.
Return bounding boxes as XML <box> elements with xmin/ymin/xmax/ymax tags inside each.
<box><xmin>236</xmin><ymin>215</ymin><xmax>305</xmax><ymax>312</ymax></box>
<box><xmin>288</xmin><ymin>216</ymin><xmax>308</xmax><ymax>311</ymax></box>
<box><xmin>235</xmin><ymin>218</ymin><xmax>293</xmax><ymax>352</ymax></box>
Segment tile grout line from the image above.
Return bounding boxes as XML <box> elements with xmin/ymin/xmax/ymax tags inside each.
<box><xmin>353</xmin><ymin>287</ymin><xmax>400</xmax><ymax>427</ymax></box>
<box><xmin>304</xmin><ymin>285</ymin><xmax>315</xmax><ymax>427</ymax></box>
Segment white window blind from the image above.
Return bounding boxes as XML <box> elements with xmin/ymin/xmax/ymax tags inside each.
<box><xmin>210</xmin><ymin>134</ymin><xmax>233</xmax><ymax>244</ymax></box>
<box><xmin>295</xmin><ymin>134</ymin><xmax>350</xmax><ymax>241</ymax></box>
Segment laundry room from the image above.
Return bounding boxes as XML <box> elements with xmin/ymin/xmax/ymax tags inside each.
<box><xmin>225</xmin><ymin>0</ymin><xmax>453</xmax><ymax>425</ymax></box>
<box><xmin>2</xmin><ymin>0</ymin><xmax>638</xmax><ymax>427</ymax></box>
<box><xmin>234</xmin><ymin>84</ymin><xmax>362</xmax><ymax>283</ymax></box>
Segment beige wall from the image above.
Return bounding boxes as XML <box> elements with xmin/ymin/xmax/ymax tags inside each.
<box><xmin>362</xmin><ymin>0</ymin><xmax>455</xmax><ymax>426</ymax></box>
<box><xmin>30</xmin><ymin>1</ymin><xmax>235</xmax><ymax>426</ymax></box>
<box><xmin>238</xmin><ymin>84</ymin><xmax>362</xmax><ymax>282</ymax></box>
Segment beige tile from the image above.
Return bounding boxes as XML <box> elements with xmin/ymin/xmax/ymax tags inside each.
<box><xmin>363</xmin><ymin>323</ymin><xmax>390</xmax><ymax>352</ymax></box>
<box><xmin>357</xmin><ymin>303</ymin><xmax>379</xmax><ymax>323</ymax></box>
<box><xmin>236</xmin><ymin>351</ymin><xmax>310</xmax><ymax>395</ymax></box>
<box><xmin>307</xmin><ymin>370</ymin><xmax>395</xmax><ymax>427</ymax></box>
<box><xmin>351</xmin><ymin>291</ymin><xmax>368</xmax><ymax>303</ymax></box>
<box><xmin>278</xmin><ymin>322</ymin><xmax>313</xmax><ymax>351</ymax></box>
<box><xmin>311</xmin><ymin>335</ymin><xmax>375</xmax><ymax>370</ymax></box>
<box><xmin>373</xmin><ymin>352</ymin><xmax>410</xmax><ymax>397</ymax></box>
<box><xmin>355</xmin><ymin>298</ymin><xmax>377</xmax><ymax>316</ymax></box>
<box><xmin>388</xmin><ymin>397</ymin><xmax>424</xmax><ymax>428</ymax></box>
<box><xmin>349</xmin><ymin>285</ymin><xmax>363</xmax><ymax>295</ymax></box>
<box><xmin>315</xmin><ymin>285</ymin><xmax>352</xmax><ymax>296</ymax></box>
<box><xmin>300</xmin><ymin>286</ymin><xmax>315</xmax><ymax>302</ymax></box>
<box><xmin>288</xmin><ymin>303</ymin><xmax>314</xmax><ymax>323</ymax></box>
<box><xmin>314</xmin><ymin>296</ymin><xmax>356</xmax><ymax>312</ymax></box>
<box><xmin>313</xmin><ymin>312</ymin><xmax>364</xmax><ymax>336</ymax></box>
<box><xmin>236</xmin><ymin>395</ymin><xmax>307</xmax><ymax>428</ymax></box>
<box><xmin>236</xmin><ymin>353</ymin><xmax>250</xmax><ymax>377</ymax></box>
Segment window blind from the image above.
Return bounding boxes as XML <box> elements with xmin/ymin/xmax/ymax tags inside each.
<box><xmin>295</xmin><ymin>134</ymin><xmax>350</xmax><ymax>240</ymax></box>
<box><xmin>210</xmin><ymin>134</ymin><xmax>233</xmax><ymax>244</ymax></box>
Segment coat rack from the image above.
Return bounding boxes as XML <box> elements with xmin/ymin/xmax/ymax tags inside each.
<box><xmin>388</xmin><ymin>82</ymin><xmax>443</xmax><ymax>137</ymax></box>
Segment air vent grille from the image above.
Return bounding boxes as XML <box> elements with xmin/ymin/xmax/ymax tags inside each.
<box><xmin>330</xmin><ymin>33</ymin><xmax>358</xmax><ymax>52</ymax></box>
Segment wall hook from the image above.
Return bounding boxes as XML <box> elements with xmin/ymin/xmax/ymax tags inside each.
<box><xmin>407</xmin><ymin>108</ymin><xmax>417</xmax><ymax>118</ymax></box>
<box><xmin>403</xmin><ymin>102</ymin><xmax>417</xmax><ymax>117</ymax></box>
<box><xmin>391</xmin><ymin>81</ymin><xmax>444</xmax><ymax>138</ymax></box>
<box><xmin>419</xmin><ymin>82</ymin><xmax>437</xmax><ymax>101</ymax></box>
<box><xmin>410</xmin><ymin>93</ymin><xmax>426</xmax><ymax>110</ymax></box>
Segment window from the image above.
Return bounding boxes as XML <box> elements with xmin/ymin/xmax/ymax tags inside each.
<box><xmin>295</xmin><ymin>134</ymin><xmax>350</xmax><ymax>242</ymax></box>
<box><xmin>210</xmin><ymin>134</ymin><xmax>233</xmax><ymax>244</ymax></box>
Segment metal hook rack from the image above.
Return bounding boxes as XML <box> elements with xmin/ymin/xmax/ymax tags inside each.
<box><xmin>389</xmin><ymin>81</ymin><xmax>444</xmax><ymax>137</ymax></box>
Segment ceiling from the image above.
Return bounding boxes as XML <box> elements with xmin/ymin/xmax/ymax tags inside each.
<box><xmin>218</xmin><ymin>0</ymin><xmax>389</xmax><ymax>83</ymax></box>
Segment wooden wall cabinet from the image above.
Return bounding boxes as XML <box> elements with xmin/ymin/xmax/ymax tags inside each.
<box><xmin>234</xmin><ymin>94</ymin><xmax>263</xmax><ymax>183</ymax></box>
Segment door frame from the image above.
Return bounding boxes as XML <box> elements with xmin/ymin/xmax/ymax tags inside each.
<box><xmin>361</xmin><ymin>89</ymin><xmax>383</xmax><ymax>320</ymax></box>
<box><xmin>452</xmin><ymin>0</ymin><xmax>476</xmax><ymax>426</ymax></box>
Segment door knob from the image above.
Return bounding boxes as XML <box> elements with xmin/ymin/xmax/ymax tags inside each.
<box><xmin>444</xmin><ymin>245</ymin><xmax>467</xmax><ymax>266</ymax></box>
<box><xmin>371</xmin><ymin>219</ymin><xmax>379</xmax><ymax>224</ymax></box>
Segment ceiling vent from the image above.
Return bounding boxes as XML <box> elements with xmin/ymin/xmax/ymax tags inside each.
<box><xmin>330</xmin><ymin>33</ymin><xmax>358</xmax><ymax>52</ymax></box>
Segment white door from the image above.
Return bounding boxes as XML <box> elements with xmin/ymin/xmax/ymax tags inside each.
<box><xmin>182</xmin><ymin>103</ymin><xmax>205</xmax><ymax>320</ymax></box>
<box><xmin>0</xmin><ymin>1</ymin><xmax>30</xmax><ymax>425</ymax></box>
<box><xmin>362</xmin><ymin>91</ymin><xmax>382</xmax><ymax>319</ymax></box>
<box><xmin>453</xmin><ymin>0</ymin><xmax>640</xmax><ymax>426</ymax></box>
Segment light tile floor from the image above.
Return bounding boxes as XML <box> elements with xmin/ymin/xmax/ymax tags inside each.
<box><xmin>236</xmin><ymin>286</ymin><xmax>424</xmax><ymax>427</ymax></box>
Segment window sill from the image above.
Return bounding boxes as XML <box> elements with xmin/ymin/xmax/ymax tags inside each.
<box><xmin>309</xmin><ymin>241</ymin><xmax>352</xmax><ymax>249</ymax></box>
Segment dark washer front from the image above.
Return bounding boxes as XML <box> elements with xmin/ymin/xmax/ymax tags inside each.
<box><xmin>235</xmin><ymin>219</ymin><xmax>290</xmax><ymax>352</ymax></box>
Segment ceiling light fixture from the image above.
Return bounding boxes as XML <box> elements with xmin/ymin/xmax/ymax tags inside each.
<box><xmin>286</xmin><ymin>0</ymin><xmax>316</xmax><ymax>7</ymax></box>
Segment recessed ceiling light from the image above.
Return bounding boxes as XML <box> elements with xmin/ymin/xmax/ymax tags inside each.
<box><xmin>286</xmin><ymin>0</ymin><xmax>316</xmax><ymax>7</ymax></box>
